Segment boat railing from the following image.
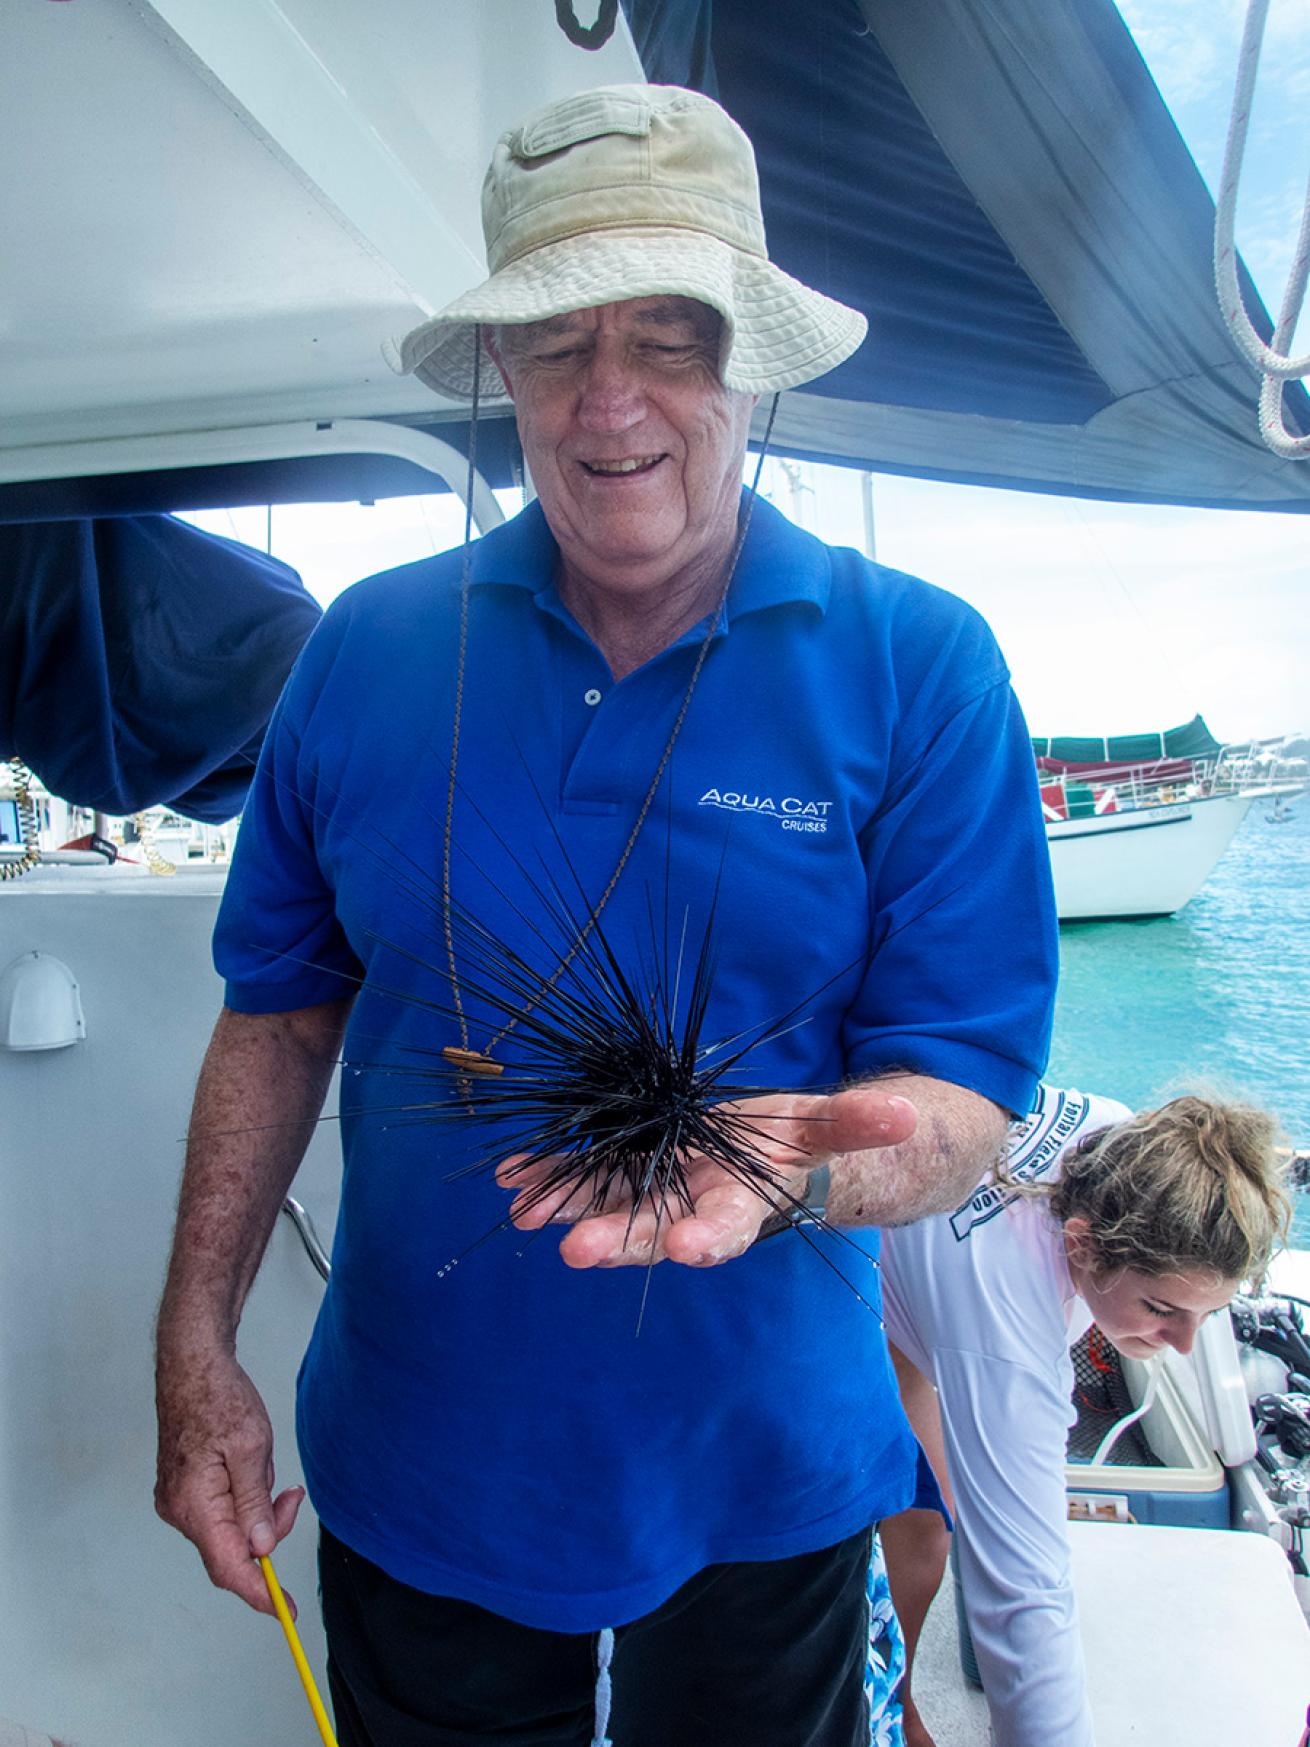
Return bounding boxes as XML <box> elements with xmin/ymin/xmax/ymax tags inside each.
<box><xmin>1037</xmin><ymin>740</ymin><xmax>1307</xmax><ymax>819</ymax></box>
<box><xmin>1211</xmin><ymin>739</ymin><xmax>1309</xmax><ymax>795</ymax></box>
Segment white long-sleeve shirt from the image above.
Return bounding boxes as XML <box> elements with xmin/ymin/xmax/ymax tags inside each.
<box><xmin>881</xmin><ymin>1085</ymin><xmax>1132</xmax><ymax>1747</ymax></box>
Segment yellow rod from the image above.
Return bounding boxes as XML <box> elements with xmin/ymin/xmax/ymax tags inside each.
<box><xmin>259</xmin><ymin>1554</ymin><xmax>339</xmax><ymax>1747</ymax></box>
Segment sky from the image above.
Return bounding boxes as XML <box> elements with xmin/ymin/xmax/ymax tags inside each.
<box><xmin>804</xmin><ymin>0</ymin><xmax>1310</xmax><ymax>744</ymax></box>
<box><xmin>184</xmin><ymin>0</ymin><xmax>1310</xmax><ymax>744</ymax></box>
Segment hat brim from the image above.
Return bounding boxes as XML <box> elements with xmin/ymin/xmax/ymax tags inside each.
<box><xmin>394</xmin><ymin>228</ymin><xmax>867</xmax><ymax>400</ymax></box>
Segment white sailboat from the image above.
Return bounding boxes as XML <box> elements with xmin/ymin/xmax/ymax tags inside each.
<box><xmin>1049</xmin><ymin>787</ymin><xmax>1267</xmax><ymax>920</ymax></box>
<box><xmin>1037</xmin><ymin>728</ymin><xmax>1308</xmax><ymax>920</ymax></box>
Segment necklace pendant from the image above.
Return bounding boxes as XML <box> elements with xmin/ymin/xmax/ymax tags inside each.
<box><xmin>442</xmin><ymin>1045</ymin><xmax>504</xmax><ymax>1077</ymax></box>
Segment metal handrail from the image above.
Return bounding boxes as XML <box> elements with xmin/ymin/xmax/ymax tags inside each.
<box><xmin>0</xmin><ymin>418</ymin><xmax>506</xmax><ymax>536</ymax></box>
<box><xmin>281</xmin><ymin>1195</ymin><xmax>331</xmax><ymax>1282</ymax></box>
<box><xmin>1037</xmin><ymin>743</ymin><xmax>1307</xmax><ymax>814</ymax></box>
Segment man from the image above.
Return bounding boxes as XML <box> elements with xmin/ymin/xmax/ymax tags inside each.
<box><xmin>156</xmin><ymin>85</ymin><xmax>1057</xmax><ymax>1746</ymax></box>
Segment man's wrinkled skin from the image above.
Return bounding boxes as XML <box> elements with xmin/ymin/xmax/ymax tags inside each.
<box><xmin>487</xmin><ymin>297</ymin><xmax>754</xmax><ymax>680</ymax></box>
<box><xmin>155</xmin><ymin>1001</ymin><xmax>348</xmax><ymax>1616</ymax></box>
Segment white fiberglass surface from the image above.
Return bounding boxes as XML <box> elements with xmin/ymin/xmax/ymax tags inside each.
<box><xmin>0</xmin><ymin>873</ymin><xmax>342</xmax><ymax>1745</ymax></box>
<box><xmin>0</xmin><ymin>0</ymin><xmax>641</xmax><ymax>446</ymax></box>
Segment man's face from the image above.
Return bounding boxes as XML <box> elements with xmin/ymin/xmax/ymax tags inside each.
<box><xmin>489</xmin><ymin>297</ymin><xmax>755</xmax><ymax>594</ymax></box>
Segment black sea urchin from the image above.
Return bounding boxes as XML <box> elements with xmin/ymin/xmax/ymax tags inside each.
<box><xmin>356</xmin><ymin>800</ymin><xmax>816</xmax><ymax>1198</ymax></box>
<box><xmin>244</xmin><ymin>761</ymin><xmax>878</xmax><ymax>1319</ymax></box>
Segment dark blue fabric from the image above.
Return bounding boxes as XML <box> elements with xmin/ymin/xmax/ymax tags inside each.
<box><xmin>623</xmin><ymin>0</ymin><xmax>1310</xmax><ymax>447</ymax></box>
<box><xmin>913</xmin><ymin>1442</ymin><xmax>952</xmax><ymax>1527</ymax></box>
<box><xmin>626</xmin><ymin>0</ymin><xmax>1112</xmax><ymax>423</ymax></box>
<box><xmin>214</xmin><ymin>495</ymin><xmax>1056</xmax><ymax>1631</ymax></box>
<box><xmin>0</xmin><ymin>515</ymin><xmax>320</xmax><ymax>821</ymax></box>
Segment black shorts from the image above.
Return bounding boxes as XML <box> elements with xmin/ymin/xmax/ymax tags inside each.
<box><xmin>319</xmin><ymin>1524</ymin><xmax>886</xmax><ymax>1747</ymax></box>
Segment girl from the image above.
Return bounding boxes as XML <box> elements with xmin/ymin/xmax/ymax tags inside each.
<box><xmin>879</xmin><ymin>1085</ymin><xmax>1289</xmax><ymax>1747</ymax></box>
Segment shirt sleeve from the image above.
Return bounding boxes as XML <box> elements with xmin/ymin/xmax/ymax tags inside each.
<box><xmin>843</xmin><ymin>676</ymin><xmax>1058</xmax><ymax>1115</ymax></box>
<box><xmin>933</xmin><ymin>1346</ymin><xmax>1097</xmax><ymax>1747</ymax></box>
<box><xmin>213</xmin><ymin>615</ymin><xmax>364</xmax><ymax>1013</ymax></box>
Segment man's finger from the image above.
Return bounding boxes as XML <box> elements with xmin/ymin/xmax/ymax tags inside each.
<box><xmin>510</xmin><ymin>1177</ymin><xmax>589</xmax><ymax>1228</ymax></box>
<box><xmin>791</xmin><ymin>1088</ymin><xmax>917</xmax><ymax>1158</ymax></box>
<box><xmin>190</xmin><ymin>1482</ymin><xmax>305</xmax><ymax>1616</ymax></box>
<box><xmin>229</xmin><ymin>1444</ymin><xmax>279</xmax><ymax>1559</ymax></box>
<box><xmin>263</xmin><ymin>1486</ymin><xmax>305</xmax><ymax>1619</ymax></box>
<box><xmin>272</xmin><ymin>1484</ymin><xmax>305</xmax><ymax>1541</ymax></box>
<box><xmin>196</xmin><ymin>1517</ymin><xmax>282</xmax><ymax>1615</ymax></box>
<box><xmin>511</xmin><ymin>1176</ymin><xmax>603</xmax><ymax>1229</ymax></box>
<box><xmin>494</xmin><ymin>1152</ymin><xmax>533</xmax><ymax>1188</ymax></box>
<box><xmin>558</xmin><ymin>1203</ymin><xmax>667</xmax><ymax>1267</ymax></box>
<box><xmin>561</xmin><ymin>1178</ymin><xmax>767</xmax><ymax>1269</ymax></box>
<box><xmin>662</xmin><ymin>1180</ymin><xmax>767</xmax><ymax>1265</ymax></box>
<box><xmin>504</xmin><ymin>1158</ymin><xmax>646</xmax><ymax>1229</ymax></box>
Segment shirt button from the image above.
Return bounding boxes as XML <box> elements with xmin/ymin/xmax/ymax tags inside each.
<box><xmin>584</xmin><ymin>688</ymin><xmax>602</xmax><ymax>706</ymax></box>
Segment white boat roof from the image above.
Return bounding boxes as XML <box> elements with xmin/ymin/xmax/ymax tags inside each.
<box><xmin>0</xmin><ymin>0</ymin><xmax>642</xmax><ymax>451</ymax></box>
<box><xmin>3</xmin><ymin>0</ymin><xmax>1307</xmax><ymax>512</ymax></box>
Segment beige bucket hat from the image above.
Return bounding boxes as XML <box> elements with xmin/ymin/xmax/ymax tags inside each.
<box><xmin>394</xmin><ymin>83</ymin><xmax>867</xmax><ymax>400</ymax></box>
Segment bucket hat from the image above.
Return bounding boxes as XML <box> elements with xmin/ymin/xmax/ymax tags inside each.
<box><xmin>393</xmin><ymin>83</ymin><xmax>866</xmax><ymax>400</ymax></box>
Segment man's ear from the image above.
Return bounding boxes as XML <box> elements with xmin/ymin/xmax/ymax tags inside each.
<box><xmin>482</xmin><ymin>331</ymin><xmax>515</xmax><ymax>402</ymax></box>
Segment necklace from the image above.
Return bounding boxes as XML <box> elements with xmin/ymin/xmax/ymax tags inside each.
<box><xmin>439</xmin><ymin>330</ymin><xmax>778</xmax><ymax>1076</ymax></box>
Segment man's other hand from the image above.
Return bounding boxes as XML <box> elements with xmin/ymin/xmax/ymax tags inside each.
<box><xmin>155</xmin><ymin>1347</ymin><xmax>303</xmax><ymax>1616</ymax></box>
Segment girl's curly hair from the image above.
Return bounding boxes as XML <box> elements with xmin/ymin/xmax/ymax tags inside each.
<box><xmin>1044</xmin><ymin>1095</ymin><xmax>1290</xmax><ymax>1285</ymax></box>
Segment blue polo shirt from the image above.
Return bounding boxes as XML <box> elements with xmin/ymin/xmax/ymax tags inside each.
<box><xmin>216</xmin><ymin>495</ymin><xmax>1057</xmax><ymax>1631</ymax></box>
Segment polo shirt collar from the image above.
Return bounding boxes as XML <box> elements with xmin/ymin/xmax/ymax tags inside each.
<box><xmin>466</xmin><ymin>493</ymin><xmax>832</xmax><ymax>624</ymax></box>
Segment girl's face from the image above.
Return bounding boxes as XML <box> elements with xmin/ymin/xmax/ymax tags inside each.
<box><xmin>1063</xmin><ymin>1217</ymin><xmax>1239</xmax><ymax>1358</ymax></box>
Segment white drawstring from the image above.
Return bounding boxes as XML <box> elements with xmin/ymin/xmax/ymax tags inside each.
<box><xmin>591</xmin><ymin>1626</ymin><xmax>615</xmax><ymax>1747</ymax></box>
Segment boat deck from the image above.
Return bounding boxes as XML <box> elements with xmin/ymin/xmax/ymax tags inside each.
<box><xmin>914</xmin><ymin>1521</ymin><xmax>1310</xmax><ymax>1745</ymax></box>
<box><xmin>912</xmin><ymin>1564</ymin><xmax>991</xmax><ymax>1743</ymax></box>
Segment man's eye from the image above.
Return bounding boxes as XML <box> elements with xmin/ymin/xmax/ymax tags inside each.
<box><xmin>1144</xmin><ymin>1302</ymin><xmax>1175</xmax><ymax>1318</ymax></box>
<box><xmin>531</xmin><ymin>345</ymin><xmax>586</xmax><ymax>365</ymax></box>
<box><xmin>644</xmin><ymin>342</ymin><xmax>702</xmax><ymax>363</ymax></box>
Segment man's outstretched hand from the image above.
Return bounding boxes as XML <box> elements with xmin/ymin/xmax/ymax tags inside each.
<box><xmin>497</xmin><ymin>1084</ymin><xmax>918</xmax><ymax>1268</ymax></box>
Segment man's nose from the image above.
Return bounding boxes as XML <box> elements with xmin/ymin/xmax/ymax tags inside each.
<box><xmin>576</xmin><ymin>346</ymin><xmax>646</xmax><ymax>434</ymax></box>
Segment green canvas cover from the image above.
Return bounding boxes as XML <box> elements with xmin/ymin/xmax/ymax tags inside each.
<box><xmin>1032</xmin><ymin>715</ymin><xmax>1221</xmax><ymax>766</ymax></box>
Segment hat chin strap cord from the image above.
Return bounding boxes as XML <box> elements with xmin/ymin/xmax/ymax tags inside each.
<box><xmin>439</xmin><ymin>353</ymin><xmax>781</xmax><ymax>1078</ymax></box>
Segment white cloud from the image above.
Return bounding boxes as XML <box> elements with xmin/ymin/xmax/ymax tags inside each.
<box><xmin>795</xmin><ymin>466</ymin><xmax>1309</xmax><ymax>743</ymax></box>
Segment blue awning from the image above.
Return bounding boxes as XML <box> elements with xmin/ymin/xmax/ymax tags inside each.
<box><xmin>620</xmin><ymin>0</ymin><xmax>1310</xmax><ymax>510</ymax></box>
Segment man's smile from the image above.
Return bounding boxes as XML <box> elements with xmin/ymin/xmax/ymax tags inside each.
<box><xmin>579</xmin><ymin>454</ymin><xmax>667</xmax><ymax>476</ymax></box>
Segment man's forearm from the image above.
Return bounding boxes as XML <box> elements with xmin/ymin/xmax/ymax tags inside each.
<box><xmin>824</xmin><ymin>1073</ymin><xmax>1008</xmax><ymax>1228</ymax></box>
<box><xmin>157</xmin><ymin>1001</ymin><xmax>350</xmax><ymax>1356</ymax></box>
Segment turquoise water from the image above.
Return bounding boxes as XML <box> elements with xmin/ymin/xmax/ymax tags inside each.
<box><xmin>1046</xmin><ymin>796</ymin><xmax>1310</xmax><ymax>1245</ymax></box>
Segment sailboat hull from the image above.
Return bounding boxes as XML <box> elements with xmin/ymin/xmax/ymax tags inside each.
<box><xmin>1048</xmin><ymin>791</ymin><xmax>1256</xmax><ymax>921</ymax></box>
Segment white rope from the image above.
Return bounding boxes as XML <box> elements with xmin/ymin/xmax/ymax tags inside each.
<box><xmin>130</xmin><ymin>810</ymin><xmax>177</xmax><ymax>878</ymax></box>
<box><xmin>1213</xmin><ymin>0</ymin><xmax>1310</xmax><ymax>458</ymax></box>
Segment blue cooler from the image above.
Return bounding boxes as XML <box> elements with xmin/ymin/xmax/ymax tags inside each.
<box><xmin>1064</xmin><ymin>1358</ymin><xmax>1230</xmax><ymax>1528</ymax></box>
